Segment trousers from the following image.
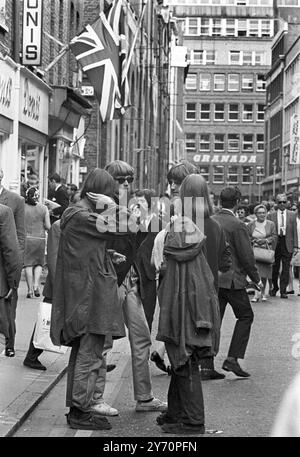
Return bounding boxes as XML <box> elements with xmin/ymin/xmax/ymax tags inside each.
<box><xmin>272</xmin><ymin>237</ymin><xmax>293</xmax><ymax>294</ymax></box>
<box><xmin>4</xmin><ymin>289</ymin><xmax>18</xmax><ymax>349</ymax></box>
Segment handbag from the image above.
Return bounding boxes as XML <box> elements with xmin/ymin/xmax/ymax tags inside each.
<box><xmin>291</xmin><ymin>250</ymin><xmax>300</xmax><ymax>267</ymax></box>
<box><xmin>253</xmin><ymin>243</ymin><xmax>275</xmax><ymax>264</ymax></box>
<box><xmin>33</xmin><ymin>302</ymin><xmax>68</xmax><ymax>354</ymax></box>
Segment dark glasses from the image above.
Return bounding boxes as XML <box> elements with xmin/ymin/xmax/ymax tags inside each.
<box><xmin>278</xmin><ymin>201</ymin><xmax>287</xmax><ymax>204</ymax></box>
<box><xmin>115</xmin><ymin>176</ymin><xmax>134</xmax><ymax>184</ymax></box>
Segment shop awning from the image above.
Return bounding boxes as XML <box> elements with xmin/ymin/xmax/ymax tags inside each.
<box><xmin>50</xmin><ymin>86</ymin><xmax>93</xmax><ymax>129</ymax></box>
<box><xmin>0</xmin><ymin>115</ymin><xmax>13</xmax><ymax>135</ymax></box>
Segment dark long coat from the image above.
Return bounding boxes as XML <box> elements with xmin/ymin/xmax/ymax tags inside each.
<box><xmin>50</xmin><ymin>199</ymin><xmax>126</xmax><ymax>346</ymax></box>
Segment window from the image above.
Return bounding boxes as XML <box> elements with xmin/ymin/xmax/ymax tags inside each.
<box><xmin>226</xmin><ymin>19</ymin><xmax>236</xmax><ymax>36</ymax></box>
<box><xmin>199</xmin><ymin>134</ymin><xmax>210</xmax><ymax>151</ymax></box>
<box><xmin>242</xmin><ymin>74</ymin><xmax>254</xmax><ymax>91</ymax></box>
<box><xmin>206</xmin><ymin>50</ymin><xmax>216</xmax><ymax>65</ymax></box>
<box><xmin>214</xmin><ymin>103</ymin><xmax>225</xmax><ymax>121</ymax></box>
<box><xmin>228</xmin><ymin>74</ymin><xmax>239</xmax><ymax>91</ymax></box>
<box><xmin>199</xmin><ymin>166</ymin><xmax>210</xmax><ymax>182</ymax></box>
<box><xmin>243</xmin><ymin>104</ymin><xmax>253</xmax><ymax>121</ymax></box>
<box><xmin>186</xmin><ymin>18</ymin><xmax>199</xmax><ymax>35</ymax></box>
<box><xmin>257</xmin><ymin>104</ymin><xmax>265</xmax><ymax>121</ymax></box>
<box><xmin>228</xmin><ymin>104</ymin><xmax>239</xmax><ymax>121</ymax></box>
<box><xmin>185</xmin><ymin>74</ymin><xmax>197</xmax><ymax>90</ymax></box>
<box><xmin>200</xmin><ymin>103</ymin><xmax>210</xmax><ymax>121</ymax></box>
<box><xmin>228</xmin><ymin>134</ymin><xmax>239</xmax><ymax>150</ymax></box>
<box><xmin>261</xmin><ymin>20</ymin><xmax>271</xmax><ymax>36</ymax></box>
<box><xmin>242</xmin><ymin>166</ymin><xmax>254</xmax><ymax>184</ymax></box>
<box><xmin>199</xmin><ymin>74</ymin><xmax>211</xmax><ymax>91</ymax></box>
<box><xmin>256</xmin><ymin>133</ymin><xmax>264</xmax><ymax>150</ymax></box>
<box><xmin>200</xmin><ymin>18</ymin><xmax>210</xmax><ymax>35</ymax></box>
<box><xmin>256</xmin><ymin>166</ymin><xmax>265</xmax><ymax>183</ymax></box>
<box><xmin>242</xmin><ymin>134</ymin><xmax>254</xmax><ymax>151</ymax></box>
<box><xmin>192</xmin><ymin>50</ymin><xmax>203</xmax><ymax>64</ymax></box>
<box><xmin>228</xmin><ymin>166</ymin><xmax>239</xmax><ymax>183</ymax></box>
<box><xmin>213</xmin><ymin>165</ymin><xmax>224</xmax><ymax>183</ymax></box>
<box><xmin>256</xmin><ymin>74</ymin><xmax>266</xmax><ymax>91</ymax></box>
<box><xmin>255</xmin><ymin>51</ymin><xmax>265</xmax><ymax>65</ymax></box>
<box><xmin>249</xmin><ymin>19</ymin><xmax>259</xmax><ymax>36</ymax></box>
<box><xmin>186</xmin><ymin>103</ymin><xmax>196</xmax><ymax>120</ymax></box>
<box><xmin>243</xmin><ymin>51</ymin><xmax>253</xmax><ymax>66</ymax></box>
<box><xmin>212</xmin><ymin>18</ymin><xmax>222</xmax><ymax>36</ymax></box>
<box><xmin>214</xmin><ymin>134</ymin><xmax>225</xmax><ymax>151</ymax></box>
<box><xmin>185</xmin><ymin>133</ymin><xmax>196</xmax><ymax>153</ymax></box>
<box><xmin>214</xmin><ymin>74</ymin><xmax>225</xmax><ymax>91</ymax></box>
<box><xmin>229</xmin><ymin>51</ymin><xmax>241</xmax><ymax>65</ymax></box>
<box><xmin>237</xmin><ymin>19</ymin><xmax>247</xmax><ymax>36</ymax></box>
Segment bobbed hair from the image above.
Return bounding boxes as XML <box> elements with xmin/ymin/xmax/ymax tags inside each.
<box><xmin>80</xmin><ymin>168</ymin><xmax>116</xmax><ymax>199</ymax></box>
<box><xmin>105</xmin><ymin>160</ymin><xmax>134</xmax><ymax>178</ymax></box>
<box><xmin>167</xmin><ymin>160</ymin><xmax>199</xmax><ymax>184</ymax></box>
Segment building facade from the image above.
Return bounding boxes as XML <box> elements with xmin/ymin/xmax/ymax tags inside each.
<box><xmin>169</xmin><ymin>0</ymin><xmax>275</xmax><ymax>201</ymax></box>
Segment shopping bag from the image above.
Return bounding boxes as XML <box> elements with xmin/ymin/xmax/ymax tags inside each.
<box><xmin>33</xmin><ymin>302</ymin><xmax>68</xmax><ymax>354</ymax></box>
<box><xmin>253</xmin><ymin>243</ymin><xmax>275</xmax><ymax>264</ymax></box>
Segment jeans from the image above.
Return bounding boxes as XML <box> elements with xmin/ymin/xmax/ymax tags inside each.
<box><xmin>66</xmin><ymin>333</ymin><xmax>105</xmax><ymax>411</ymax></box>
<box><xmin>4</xmin><ymin>289</ymin><xmax>18</xmax><ymax>350</ymax></box>
<box><xmin>119</xmin><ymin>269</ymin><xmax>153</xmax><ymax>401</ymax></box>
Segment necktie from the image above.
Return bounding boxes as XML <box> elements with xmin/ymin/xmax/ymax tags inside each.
<box><xmin>280</xmin><ymin>211</ymin><xmax>284</xmax><ymax>236</ymax></box>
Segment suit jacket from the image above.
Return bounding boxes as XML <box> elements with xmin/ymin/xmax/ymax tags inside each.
<box><xmin>0</xmin><ymin>187</ymin><xmax>25</xmax><ymax>257</ymax></box>
<box><xmin>213</xmin><ymin>209</ymin><xmax>260</xmax><ymax>289</ymax></box>
<box><xmin>267</xmin><ymin>210</ymin><xmax>298</xmax><ymax>254</ymax></box>
<box><xmin>247</xmin><ymin>219</ymin><xmax>278</xmax><ymax>250</ymax></box>
<box><xmin>0</xmin><ymin>204</ymin><xmax>22</xmax><ymax>298</ymax></box>
<box><xmin>51</xmin><ymin>185</ymin><xmax>70</xmax><ymax>218</ymax></box>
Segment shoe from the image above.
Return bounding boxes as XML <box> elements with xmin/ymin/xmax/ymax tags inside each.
<box><xmin>66</xmin><ymin>407</ymin><xmax>112</xmax><ymax>430</ymax></box>
<box><xmin>106</xmin><ymin>364</ymin><xmax>116</xmax><ymax>373</ymax></box>
<box><xmin>150</xmin><ymin>351</ymin><xmax>168</xmax><ymax>374</ymax></box>
<box><xmin>34</xmin><ymin>288</ymin><xmax>40</xmax><ymax>297</ymax></box>
<box><xmin>287</xmin><ymin>290</ymin><xmax>295</xmax><ymax>295</ymax></box>
<box><xmin>136</xmin><ymin>397</ymin><xmax>167</xmax><ymax>412</ymax></box>
<box><xmin>90</xmin><ymin>400</ymin><xmax>118</xmax><ymax>416</ymax></box>
<box><xmin>200</xmin><ymin>368</ymin><xmax>225</xmax><ymax>381</ymax></box>
<box><xmin>156</xmin><ymin>412</ymin><xmax>178</xmax><ymax>425</ymax></box>
<box><xmin>5</xmin><ymin>348</ymin><xmax>15</xmax><ymax>357</ymax></box>
<box><xmin>222</xmin><ymin>359</ymin><xmax>250</xmax><ymax>378</ymax></box>
<box><xmin>261</xmin><ymin>296</ymin><xmax>267</xmax><ymax>302</ymax></box>
<box><xmin>23</xmin><ymin>358</ymin><xmax>47</xmax><ymax>371</ymax></box>
<box><xmin>26</xmin><ymin>292</ymin><xmax>33</xmax><ymax>298</ymax></box>
<box><xmin>281</xmin><ymin>294</ymin><xmax>288</xmax><ymax>299</ymax></box>
<box><xmin>251</xmin><ymin>298</ymin><xmax>259</xmax><ymax>303</ymax></box>
<box><xmin>269</xmin><ymin>288</ymin><xmax>278</xmax><ymax>297</ymax></box>
<box><xmin>161</xmin><ymin>422</ymin><xmax>205</xmax><ymax>435</ymax></box>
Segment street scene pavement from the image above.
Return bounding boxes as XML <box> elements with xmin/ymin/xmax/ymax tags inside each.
<box><xmin>1</xmin><ymin>277</ymin><xmax>299</xmax><ymax>438</ymax></box>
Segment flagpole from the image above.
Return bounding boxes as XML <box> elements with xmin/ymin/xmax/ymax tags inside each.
<box><xmin>121</xmin><ymin>0</ymin><xmax>148</xmax><ymax>84</ymax></box>
<box><xmin>44</xmin><ymin>43</ymin><xmax>70</xmax><ymax>73</ymax></box>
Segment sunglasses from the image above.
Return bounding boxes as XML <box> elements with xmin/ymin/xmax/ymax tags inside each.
<box><xmin>278</xmin><ymin>201</ymin><xmax>287</xmax><ymax>204</ymax></box>
<box><xmin>115</xmin><ymin>176</ymin><xmax>134</xmax><ymax>184</ymax></box>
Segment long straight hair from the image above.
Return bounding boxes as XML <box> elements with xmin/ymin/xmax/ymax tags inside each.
<box><xmin>80</xmin><ymin>168</ymin><xmax>116</xmax><ymax>199</ymax></box>
<box><xmin>179</xmin><ymin>174</ymin><xmax>213</xmax><ymax>220</ymax></box>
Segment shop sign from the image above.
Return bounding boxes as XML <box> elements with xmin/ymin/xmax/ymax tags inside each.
<box><xmin>22</xmin><ymin>0</ymin><xmax>43</xmax><ymax>66</ymax></box>
<box><xmin>290</xmin><ymin>113</ymin><xmax>300</xmax><ymax>165</ymax></box>
<box><xmin>19</xmin><ymin>74</ymin><xmax>48</xmax><ymax>134</ymax></box>
<box><xmin>192</xmin><ymin>154</ymin><xmax>257</xmax><ymax>164</ymax></box>
<box><xmin>81</xmin><ymin>86</ymin><xmax>94</xmax><ymax>97</ymax></box>
<box><xmin>0</xmin><ymin>60</ymin><xmax>15</xmax><ymax>120</ymax></box>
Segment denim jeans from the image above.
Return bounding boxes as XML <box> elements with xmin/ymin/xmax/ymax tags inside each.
<box><xmin>119</xmin><ymin>268</ymin><xmax>153</xmax><ymax>401</ymax></box>
<box><xmin>92</xmin><ymin>335</ymin><xmax>113</xmax><ymax>403</ymax></box>
<box><xmin>66</xmin><ymin>333</ymin><xmax>105</xmax><ymax>411</ymax></box>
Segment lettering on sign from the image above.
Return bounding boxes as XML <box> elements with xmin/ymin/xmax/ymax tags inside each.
<box><xmin>0</xmin><ymin>75</ymin><xmax>12</xmax><ymax>109</ymax></box>
<box><xmin>22</xmin><ymin>0</ymin><xmax>43</xmax><ymax>66</ymax></box>
<box><xmin>193</xmin><ymin>154</ymin><xmax>257</xmax><ymax>164</ymax></box>
<box><xmin>23</xmin><ymin>78</ymin><xmax>40</xmax><ymax>122</ymax></box>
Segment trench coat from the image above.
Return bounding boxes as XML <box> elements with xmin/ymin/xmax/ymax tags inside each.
<box><xmin>50</xmin><ymin>198</ymin><xmax>126</xmax><ymax>346</ymax></box>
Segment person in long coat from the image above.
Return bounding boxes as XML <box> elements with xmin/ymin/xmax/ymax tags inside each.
<box><xmin>50</xmin><ymin>169</ymin><xmax>127</xmax><ymax>431</ymax></box>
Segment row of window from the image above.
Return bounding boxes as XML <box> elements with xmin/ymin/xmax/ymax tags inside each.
<box><xmin>185</xmin><ymin>103</ymin><xmax>265</xmax><ymax>122</ymax></box>
<box><xmin>184</xmin><ymin>18</ymin><xmax>273</xmax><ymax>38</ymax></box>
<box><xmin>197</xmin><ymin>165</ymin><xmax>265</xmax><ymax>184</ymax></box>
<box><xmin>185</xmin><ymin>73</ymin><xmax>266</xmax><ymax>92</ymax></box>
<box><xmin>186</xmin><ymin>133</ymin><xmax>264</xmax><ymax>153</ymax></box>
<box><xmin>177</xmin><ymin>0</ymin><xmax>274</xmax><ymax>6</ymax></box>
<box><xmin>188</xmin><ymin>50</ymin><xmax>267</xmax><ymax>66</ymax></box>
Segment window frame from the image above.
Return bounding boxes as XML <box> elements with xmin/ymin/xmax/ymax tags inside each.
<box><xmin>214</xmin><ymin>74</ymin><xmax>226</xmax><ymax>91</ymax></box>
<box><xmin>242</xmin><ymin>166</ymin><xmax>254</xmax><ymax>184</ymax></box>
<box><xmin>242</xmin><ymin>134</ymin><xmax>254</xmax><ymax>151</ymax></box>
<box><xmin>214</xmin><ymin>103</ymin><xmax>225</xmax><ymax>121</ymax></box>
<box><xmin>200</xmin><ymin>103</ymin><xmax>211</xmax><ymax>121</ymax></box>
<box><xmin>199</xmin><ymin>73</ymin><xmax>211</xmax><ymax>91</ymax></box>
<box><xmin>227</xmin><ymin>165</ymin><xmax>239</xmax><ymax>184</ymax></box>
<box><xmin>257</xmin><ymin>104</ymin><xmax>265</xmax><ymax>122</ymax></box>
<box><xmin>242</xmin><ymin>104</ymin><xmax>254</xmax><ymax>122</ymax></box>
<box><xmin>185</xmin><ymin>102</ymin><xmax>197</xmax><ymax>120</ymax></box>
<box><xmin>228</xmin><ymin>73</ymin><xmax>240</xmax><ymax>91</ymax></box>
<box><xmin>199</xmin><ymin>133</ymin><xmax>211</xmax><ymax>151</ymax></box>
<box><xmin>228</xmin><ymin>103</ymin><xmax>239</xmax><ymax>121</ymax></box>
<box><xmin>213</xmin><ymin>165</ymin><xmax>225</xmax><ymax>184</ymax></box>
<box><xmin>185</xmin><ymin>133</ymin><xmax>197</xmax><ymax>153</ymax></box>
<box><xmin>185</xmin><ymin>73</ymin><xmax>197</xmax><ymax>90</ymax></box>
<box><xmin>214</xmin><ymin>133</ymin><xmax>225</xmax><ymax>151</ymax></box>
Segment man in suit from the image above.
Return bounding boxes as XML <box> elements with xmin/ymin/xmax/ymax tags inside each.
<box><xmin>48</xmin><ymin>173</ymin><xmax>70</xmax><ymax>224</ymax></box>
<box><xmin>0</xmin><ymin>204</ymin><xmax>22</xmax><ymax>342</ymax></box>
<box><xmin>0</xmin><ymin>169</ymin><xmax>25</xmax><ymax>357</ymax></box>
<box><xmin>214</xmin><ymin>187</ymin><xmax>262</xmax><ymax>378</ymax></box>
<box><xmin>267</xmin><ymin>194</ymin><xmax>298</xmax><ymax>298</ymax></box>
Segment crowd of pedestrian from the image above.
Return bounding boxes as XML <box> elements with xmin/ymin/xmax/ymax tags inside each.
<box><xmin>0</xmin><ymin>161</ymin><xmax>299</xmax><ymax>435</ymax></box>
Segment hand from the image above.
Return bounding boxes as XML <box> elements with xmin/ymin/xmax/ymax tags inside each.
<box><xmin>257</xmin><ymin>280</ymin><xmax>263</xmax><ymax>291</ymax></box>
<box><xmin>111</xmin><ymin>252</ymin><xmax>126</xmax><ymax>265</ymax></box>
<box><xmin>4</xmin><ymin>288</ymin><xmax>13</xmax><ymax>299</ymax></box>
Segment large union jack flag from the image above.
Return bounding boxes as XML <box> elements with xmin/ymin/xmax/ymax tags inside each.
<box><xmin>70</xmin><ymin>0</ymin><xmax>129</xmax><ymax>122</ymax></box>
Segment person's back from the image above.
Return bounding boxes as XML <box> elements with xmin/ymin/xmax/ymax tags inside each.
<box><xmin>25</xmin><ymin>203</ymin><xmax>48</xmax><ymax>238</ymax></box>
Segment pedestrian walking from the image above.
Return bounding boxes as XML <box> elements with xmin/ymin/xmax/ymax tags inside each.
<box><xmin>290</xmin><ymin>202</ymin><xmax>300</xmax><ymax>296</ymax></box>
<box><xmin>48</xmin><ymin>173</ymin><xmax>70</xmax><ymax>224</ymax></box>
<box><xmin>50</xmin><ymin>168</ymin><xmax>128</xmax><ymax>431</ymax></box>
<box><xmin>0</xmin><ymin>204</ymin><xmax>22</xmax><ymax>342</ymax></box>
<box><xmin>0</xmin><ymin>169</ymin><xmax>25</xmax><ymax>357</ymax></box>
<box><xmin>267</xmin><ymin>194</ymin><xmax>298</xmax><ymax>298</ymax></box>
<box><xmin>167</xmin><ymin>160</ymin><xmax>199</xmax><ymax>199</ymax></box>
<box><xmin>155</xmin><ymin>180</ymin><xmax>221</xmax><ymax>434</ymax></box>
<box><xmin>247</xmin><ymin>204</ymin><xmax>277</xmax><ymax>302</ymax></box>
<box><xmin>214</xmin><ymin>187</ymin><xmax>262</xmax><ymax>378</ymax></box>
<box><xmin>105</xmin><ymin>160</ymin><xmax>167</xmax><ymax>413</ymax></box>
<box><xmin>24</xmin><ymin>187</ymin><xmax>51</xmax><ymax>298</ymax></box>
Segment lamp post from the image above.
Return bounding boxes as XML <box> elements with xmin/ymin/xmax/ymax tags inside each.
<box><xmin>272</xmin><ymin>159</ymin><xmax>277</xmax><ymax>197</ymax></box>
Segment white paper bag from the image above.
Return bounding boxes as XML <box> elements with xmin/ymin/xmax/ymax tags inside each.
<box><xmin>33</xmin><ymin>302</ymin><xmax>68</xmax><ymax>354</ymax></box>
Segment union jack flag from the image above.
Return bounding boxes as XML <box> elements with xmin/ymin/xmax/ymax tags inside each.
<box><xmin>70</xmin><ymin>0</ymin><xmax>129</xmax><ymax>122</ymax></box>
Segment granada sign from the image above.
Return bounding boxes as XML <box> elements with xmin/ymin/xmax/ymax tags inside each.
<box><xmin>192</xmin><ymin>154</ymin><xmax>257</xmax><ymax>164</ymax></box>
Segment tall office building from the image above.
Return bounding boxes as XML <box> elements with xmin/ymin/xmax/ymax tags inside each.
<box><xmin>170</xmin><ymin>0</ymin><xmax>275</xmax><ymax>201</ymax></box>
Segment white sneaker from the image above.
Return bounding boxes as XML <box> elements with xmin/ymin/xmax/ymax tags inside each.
<box><xmin>135</xmin><ymin>397</ymin><xmax>167</xmax><ymax>412</ymax></box>
<box><xmin>90</xmin><ymin>400</ymin><xmax>118</xmax><ymax>416</ymax></box>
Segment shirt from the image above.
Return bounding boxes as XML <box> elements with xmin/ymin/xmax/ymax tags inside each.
<box><xmin>277</xmin><ymin>209</ymin><xmax>287</xmax><ymax>236</ymax></box>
